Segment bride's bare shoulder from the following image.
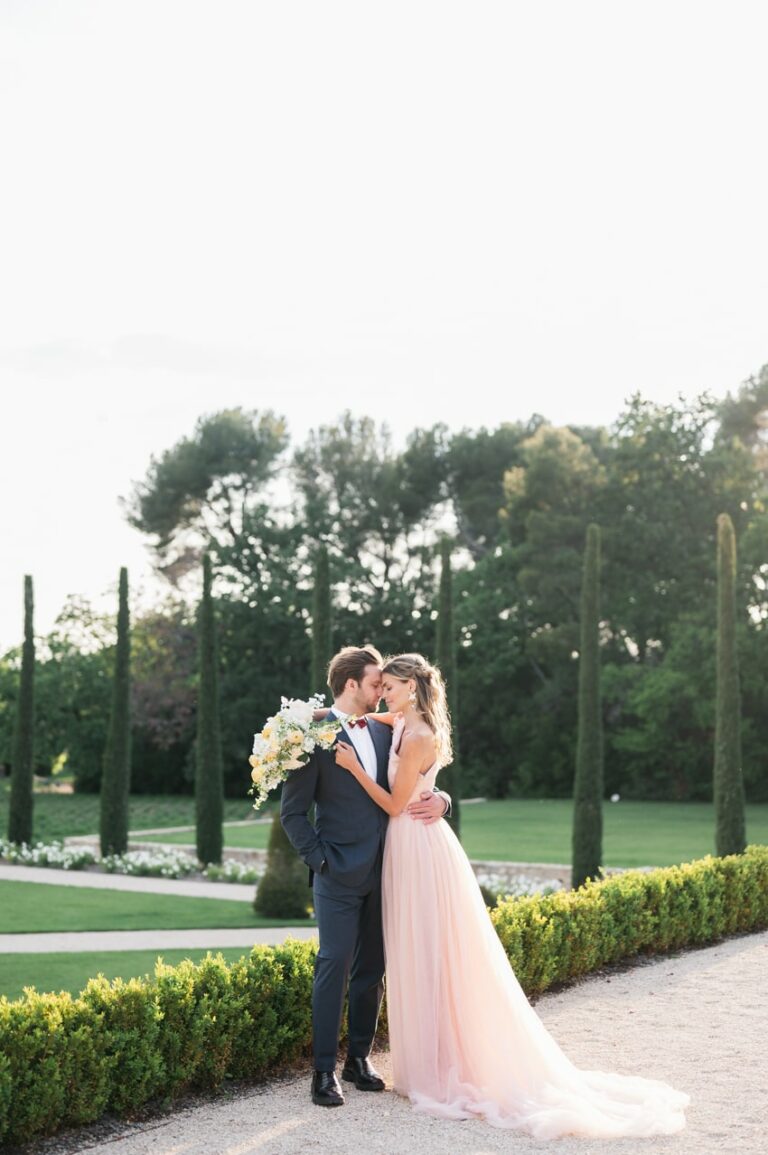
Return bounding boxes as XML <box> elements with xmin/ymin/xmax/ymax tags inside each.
<box><xmin>400</xmin><ymin>725</ymin><xmax>436</xmax><ymax>753</ymax></box>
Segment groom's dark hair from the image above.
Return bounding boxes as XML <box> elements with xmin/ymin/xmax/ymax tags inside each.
<box><xmin>327</xmin><ymin>645</ymin><xmax>383</xmax><ymax>697</ymax></box>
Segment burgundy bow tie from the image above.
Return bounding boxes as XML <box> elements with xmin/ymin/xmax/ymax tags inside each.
<box><xmin>349</xmin><ymin>717</ymin><xmax>368</xmax><ymax>729</ymax></box>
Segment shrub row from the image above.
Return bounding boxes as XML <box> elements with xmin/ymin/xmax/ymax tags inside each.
<box><xmin>2</xmin><ymin>845</ymin><xmax>767</xmax><ymax>1145</ymax></box>
<box><xmin>492</xmin><ymin>844</ymin><xmax>768</xmax><ymax>994</ymax></box>
<box><xmin>0</xmin><ymin>943</ymin><xmax>315</xmax><ymax>1147</ymax></box>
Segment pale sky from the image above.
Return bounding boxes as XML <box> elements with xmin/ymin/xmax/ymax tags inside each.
<box><xmin>1</xmin><ymin>1</ymin><xmax>767</xmax><ymax>650</ymax></box>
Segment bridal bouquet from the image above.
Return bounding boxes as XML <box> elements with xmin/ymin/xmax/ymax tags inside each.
<box><xmin>248</xmin><ymin>694</ymin><xmax>341</xmax><ymax>809</ymax></box>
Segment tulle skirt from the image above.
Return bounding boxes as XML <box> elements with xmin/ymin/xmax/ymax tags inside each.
<box><xmin>381</xmin><ymin>813</ymin><xmax>689</xmax><ymax>1139</ymax></box>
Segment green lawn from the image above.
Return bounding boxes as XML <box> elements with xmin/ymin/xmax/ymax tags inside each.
<box><xmin>0</xmin><ymin>785</ymin><xmax>255</xmax><ymax>843</ymax></box>
<box><xmin>458</xmin><ymin>799</ymin><xmax>768</xmax><ymax>867</ymax></box>
<box><xmin>137</xmin><ymin>799</ymin><xmax>768</xmax><ymax>868</ymax></box>
<box><xmin>0</xmin><ymin>948</ymin><xmax>256</xmax><ymax>1003</ymax></box>
<box><xmin>0</xmin><ymin>881</ymin><xmax>312</xmax><ymax>934</ymax></box>
<box><xmin>3</xmin><ymin>783</ymin><xmax>766</xmax><ymax>868</ymax></box>
<box><xmin>139</xmin><ymin>823</ymin><xmax>272</xmax><ymax>848</ymax></box>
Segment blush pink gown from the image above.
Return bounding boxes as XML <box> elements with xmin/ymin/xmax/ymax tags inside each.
<box><xmin>381</xmin><ymin>720</ymin><xmax>689</xmax><ymax>1139</ymax></box>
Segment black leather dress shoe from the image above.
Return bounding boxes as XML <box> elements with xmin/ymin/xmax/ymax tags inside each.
<box><xmin>311</xmin><ymin>1070</ymin><xmax>345</xmax><ymax>1107</ymax></box>
<box><xmin>341</xmin><ymin>1056</ymin><xmax>385</xmax><ymax>1091</ymax></box>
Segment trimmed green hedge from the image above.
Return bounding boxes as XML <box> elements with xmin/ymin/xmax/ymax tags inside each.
<box><xmin>1</xmin><ymin>846</ymin><xmax>767</xmax><ymax>1145</ymax></box>
<box><xmin>0</xmin><ymin>944</ymin><xmax>315</xmax><ymax>1146</ymax></box>
<box><xmin>492</xmin><ymin>844</ymin><xmax>768</xmax><ymax>995</ymax></box>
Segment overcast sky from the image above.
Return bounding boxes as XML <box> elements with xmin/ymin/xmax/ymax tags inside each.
<box><xmin>1</xmin><ymin>0</ymin><xmax>767</xmax><ymax>650</ymax></box>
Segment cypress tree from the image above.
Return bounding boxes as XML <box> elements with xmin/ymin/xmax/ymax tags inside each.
<box><xmin>99</xmin><ymin>567</ymin><xmax>132</xmax><ymax>856</ymax></box>
<box><xmin>714</xmin><ymin>513</ymin><xmax>746</xmax><ymax>856</ymax></box>
<box><xmin>8</xmin><ymin>575</ymin><xmax>35</xmax><ymax>844</ymax></box>
<box><xmin>255</xmin><ymin>812</ymin><xmax>311</xmax><ymax>918</ymax></box>
<box><xmin>310</xmin><ymin>543</ymin><xmax>332</xmax><ymax>696</ymax></box>
<box><xmin>571</xmin><ymin>524</ymin><xmax>603</xmax><ymax>889</ymax></box>
<box><xmin>195</xmin><ymin>553</ymin><xmax>224</xmax><ymax>866</ymax></box>
<box><xmin>436</xmin><ymin>537</ymin><xmax>461</xmax><ymax>837</ymax></box>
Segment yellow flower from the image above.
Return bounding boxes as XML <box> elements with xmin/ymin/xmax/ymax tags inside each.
<box><xmin>289</xmin><ymin>730</ymin><xmax>303</xmax><ymax>746</ymax></box>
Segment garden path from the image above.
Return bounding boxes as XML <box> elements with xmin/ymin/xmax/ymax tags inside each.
<box><xmin>21</xmin><ymin>928</ymin><xmax>768</xmax><ymax>1155</ymax></box>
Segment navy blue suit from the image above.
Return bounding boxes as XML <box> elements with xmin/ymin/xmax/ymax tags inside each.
<box><xmin>281</xmin><ymin>714</ymin><xmax>392</xmax><ymax>1071</ymax></box>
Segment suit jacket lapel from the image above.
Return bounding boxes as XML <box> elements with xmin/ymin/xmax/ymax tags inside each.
<box><xmin>370</xmin><ymin>720</ymin><xmax>391</xmax><ymax>791</ymax></box>
<box><xmin>329</xmin><ymin>710</ymin><xmax>367</xmax><ymax>774</ymax></box>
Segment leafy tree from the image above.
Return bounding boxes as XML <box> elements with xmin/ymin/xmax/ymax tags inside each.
<box><xmin>597</xmin><ymin>394</ymin><xmax>754</xmax><ymax>659</ymax></box>
<box><xmin>714</xmin><ymin>514</ymin><xmax>746</xmax><ymax>855</ymax></box>
<box><xmin>99</xmin><ymin>569</ymin><xmax>132</xmax><ymax>856</ymax></box>
<box><xmin>123</xmin><ymin>407</ymin><xmax>290</xmax><ymax>582</ymax></box>
<box><xmin>310</xmin><ymin>543</ymin><xmax>332</xmax><ymax>697</ymax></box>
<box><xmin>572</xmin><ymin>525</ymin><xmax>603</xmax><ymax>889</ymax></box>
<box><xmin>131</xmin><ymin>603</ymin><xmax>197</xmax><ymax>794</ymax></box>
<box><xmin>435</xmin><ymin>538</ymin><xmax>460</xmax><ymax>835</ymax></box>
<box><xmin>717</xmin><ymin>362</ymin><xmax>768</xmax><ymax>474</ymax></box>
<box><xmin>196</xmin><ymin>554</ymin><xmax>224</xmax><ymax>865</ymax></box>
<box><xmin>113</xmin><ymin>377</ymin><xmax>768</xmax><ymax>810</ymax></box>
<box><xmin>8</xmin><ymin>576</ymin><xmax>35</xmax><ymax>844</ymax></box>
<box><xmin>292</xmin><ymin>413</ymin><xmax>445</xmax><ymax>615</ymax></box>
<box><xmin>444</xmin><ymin>422</ymin><xmax>537</xmax><ymax>557</ymax></box>
<box><xmin>602</xmin><ymin>616</ymin><xmax>716</xmax><ymax>801</ymax></box>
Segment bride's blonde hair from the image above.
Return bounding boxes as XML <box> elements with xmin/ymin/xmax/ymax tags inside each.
<box><xmin>382</xmin><ymin>653</ymin><xmax>453</xmax><ymax>768</ymax></box>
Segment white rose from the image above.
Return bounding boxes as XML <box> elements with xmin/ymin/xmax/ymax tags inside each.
<box><xmin>252</xmin><ymin>734</ymin><xmax>269</xmax><ymax>756</ymax></box>
<box><xmin>279</xmin><ymin>698</ymin><xmax>314</xmax><ymax>727</ymax></box>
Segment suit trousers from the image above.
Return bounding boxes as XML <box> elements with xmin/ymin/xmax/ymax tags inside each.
<box><xmin>311</xmin><ymin>857</ymin><xmax>385</xmax><ymax>1072</ymax></box>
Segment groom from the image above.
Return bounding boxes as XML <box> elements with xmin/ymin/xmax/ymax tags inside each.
<box><xmin>281</xmin><ymin>644</ymin><xmax>450</xmax><ymax>1107</ymax></box>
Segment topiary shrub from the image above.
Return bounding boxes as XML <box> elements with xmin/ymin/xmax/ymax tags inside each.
<box><xmin>254</xmin><ymin>812</ymin><xmax>312</xmax><ymax>919</ymax></box>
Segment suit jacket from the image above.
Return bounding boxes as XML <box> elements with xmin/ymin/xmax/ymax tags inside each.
<box><xmin>280</xmin><ymin>713</ymin><xmax>393</xmax><ymax>889</ymax></box>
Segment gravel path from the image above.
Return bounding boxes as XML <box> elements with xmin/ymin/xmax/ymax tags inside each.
<box><xmin>20</xmin><ymin>928</ymin><xmax>767</xmax><ymax>1155</ymax></box>
<box><xmin>0</xmin><ymin>927</ymin><xmax>317</xmax><ymax>953</ymax></box>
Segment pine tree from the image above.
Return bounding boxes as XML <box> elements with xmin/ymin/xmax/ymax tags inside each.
<box><xmin>99</xmin><ymin>568</ymin><xmax>132</xmax><ymax>856</ymax></box>
<box><xmin>254</xmin><ymin>812</ymin><xmax>311</xmax><ymax>919</ymax></box>
<box><xmin>436</xmin><ymin>537</ymin><xmax>461</xmax><ymax>837</ymax></box>
<box><xmin>714</xmin><ymin>513</ymin><xmax>747</xmax><ymax>856</ymax></box>
<box><xmin>571</xmin><ymin>524</ymin><xmax>603</xmax><ymax>889</ymax></box>
<box><xmin>196</xmin><ymin>553</ymin><xmax>224</xmax><ymax>866</ymax></box>
<box><xmin>310</xmin><ymin>543</ymin><xmax>332</xmax><ymax>696</ymax></box>
<box><xmin>8</xmin><ymin>575</ymin><xmax>35</xmax><ymax>844</ymax></box>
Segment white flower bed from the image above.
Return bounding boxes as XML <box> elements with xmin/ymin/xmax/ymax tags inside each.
<box><xmin>0</xmin><ymin>839</ymin><xmax>261</xmax><ymax>885</ymax></box>
<box><xmin>0</xmin><ymin>838</ymin><xmax>97</xmax><ymax>870</ymax></box>
<box><xmin>0</xmin><ymin>841</ymin><xmax>552</xmax><ymax>896</ymax></box>
<box><xmin>475</xmin><ymin>868</ymin><xmax>564</xmax><ymax>900</ymax></box>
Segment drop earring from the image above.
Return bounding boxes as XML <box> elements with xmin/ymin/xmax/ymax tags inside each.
<box><xmin>408</xmin><ymin>688</ymin><xmax>417</xmax><ymax>706</ymax></box>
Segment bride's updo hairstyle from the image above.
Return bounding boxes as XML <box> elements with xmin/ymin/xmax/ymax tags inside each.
<box><xmin>382</xmin><ymin>653</ymin><xmax>453</xmax><ymax>768</ymax></box>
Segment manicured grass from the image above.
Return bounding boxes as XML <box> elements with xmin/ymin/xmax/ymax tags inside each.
<box><xmin>0</xmin><ymin>784</ymin><xmax>253</xmax><ymax>843</ymax></box>
<box><xmin>0</xmin><ymin>881</ymin><xmax>312</xmax><ymax>934</ymax></box>
<box><xmin>0</xmin><ymin>948</ymin><xmax>256</xmax><ymax>1003</ymax></box>
<box><xmin>146</xmin><ymin>799</ymin><xmax>768</xmax><ymax>868</ymax></box>
<box><xmin>140</xmin><ymin>822</ymin><xmax>272</xmax><ymax>848</ymax></box>
<box><xmin>4</xmin><ymin>782</ymin><xmax>766</xmax><ymax>868</ymax></box>
<box><xmin>458</xmin><ymin>799</ymin><xmax>768</xmax><ymax>867</ymax></box>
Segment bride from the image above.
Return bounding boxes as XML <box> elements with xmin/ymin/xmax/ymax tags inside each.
<box><xmin>333</xmin><ymin>652</ymin><xmax>689</xmax><ymax>1140</ymax></box>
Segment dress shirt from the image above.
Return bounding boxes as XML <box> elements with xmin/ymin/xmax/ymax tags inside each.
<box><xmin>333</xmin><ymin>706</ymin><xmax>379</xmax><ymax>781</ymax></box>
